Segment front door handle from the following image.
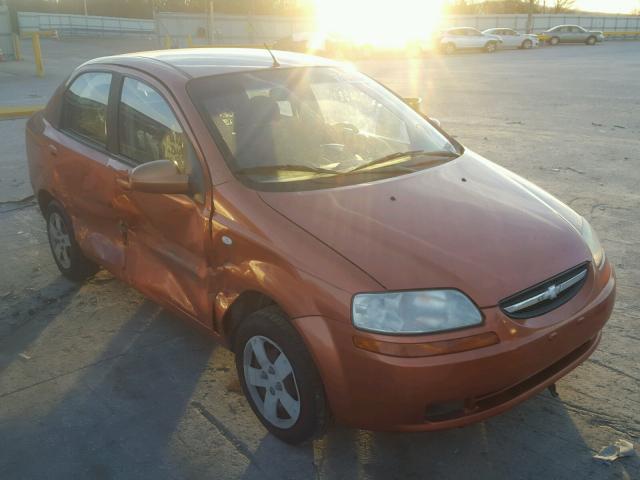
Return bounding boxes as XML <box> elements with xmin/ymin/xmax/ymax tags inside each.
<box><xmin>48</xmin><ymin>144</ymin><xmax>58</xmax><ymax>156</ymax></box>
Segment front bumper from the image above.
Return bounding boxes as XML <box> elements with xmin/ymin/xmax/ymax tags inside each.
<box><xmin>293</xmin><ymin>262</ymin><xmax>615</xmax><ymax>431</ymax></box>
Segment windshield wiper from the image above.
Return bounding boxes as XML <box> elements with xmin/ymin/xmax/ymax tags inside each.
<box><xmin>346</xmin><ymin>150</ymin><xmax>459</xmax><ymax>173</ymax></box>
<box><xmin>235</xmin><ymin>164</ymin><xmax>339</xmax><ymax>175</ymax></box>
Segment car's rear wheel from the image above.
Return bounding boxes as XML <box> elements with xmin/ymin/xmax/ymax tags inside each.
<box><xmin>586</xmin><ymin>36</ymin><xmax>597</xmax><ymax>45</ymax></box>
<box><xmin>485</xmin><ymin>41</ymin><xmax>497</xmax><ymax>53</ymax></box>
<box><xmin>522</xmin><ymin>39</ymin><xmax>533</xmax><ymax>49</ymax></box>
<box><xmin>444</xmin><ymin>42</ymin><xmax>456</xmax><ymax>55</ymax></box>
<box><xmin>550</xmin><ymin>36</ymin><xmax>560</xmax><ymax>46</ymax></box>
<box><xmin>233</xmin><ymin>306</ymin><xmax>328</xmax><ymax>444</ymax></box>
<box><xmin>45</xmin><ymin>200</ymin><xmax>98</xmax><ymax>281</ymax></box>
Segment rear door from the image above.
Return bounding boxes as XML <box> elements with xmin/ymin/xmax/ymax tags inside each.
<box><xmin>504</xmin><ymin>29</ymin><xmax>521</xmax><ymax>48</ymax></box>
<box><xmin>52</xmin><ymin>70</ymin><xmax>127</xmax><ymax>275</ymax></box>
<box><xmin>111</xmin><ymin>73</ymin><xmax>214</xmax><ymax>325</ymax></box>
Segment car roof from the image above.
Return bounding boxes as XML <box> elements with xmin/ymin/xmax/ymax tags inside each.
<box><xmin>82</xmin><ymin>48</ymin><xmax>339</xmax><ymax>79</ymax></box>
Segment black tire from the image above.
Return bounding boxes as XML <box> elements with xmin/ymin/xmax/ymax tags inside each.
<box><xmin>444</xmin><ymin>42</ymin><xmax>456</xmax><ymax>55</ymax></box>
<box><xmin>233</xmin><ymin>306</ymin><xmax>328</xmax><ymax>444</ymax></box>
<box><xmin>485</xmin><ymin>41</ymin><xmax>497</xmax><ymax>53</ymax></box>
<box><xmin>586</xmin><ymin>36</ymin><xmax>596</xmax><ymax>45</ymax></box>
<box><xmin>45</xmin><ymin>200</ymin><xmax>98</xmax><ymax>281</ymax></box>
<box><xmin>522</xmin><ymin>39</ymin><xmax>533</xmax><ymax>49</ymax></box>
<box><xmin>550</xmin><ymin>36</ymin><xmax>560</xmax><ymax>46</ymax></box>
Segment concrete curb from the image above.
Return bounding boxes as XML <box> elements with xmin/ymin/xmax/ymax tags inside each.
<box><xmin>0</xmin><ymin>106</ymin><xmax>45</xmax><ymax>120</ymax></box>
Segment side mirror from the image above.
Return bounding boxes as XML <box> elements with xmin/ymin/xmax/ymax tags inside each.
<box><xmin>127</xmin><ymin>159</ymin><xmax>190</xmax><ymax>194</ymax></box>
<box><xmin>403</xmin><ymin>97</ymin><xmax>422</xmax><ymax>113</ymax></box>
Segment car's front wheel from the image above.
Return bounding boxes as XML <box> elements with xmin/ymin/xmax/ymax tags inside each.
<box><xmin>45</xmin><ymin>200</ymin><xmax>98</xmax><ymax>281</ymax></box>
<box><xmin>485</xmin><ymin>41</ymin><xmax>497</xmax><ymax>53</ymax></box>
<box><xmin>233</xmin><ymin>306</ymin><xmax>328</xmax><ymax>444</ymax></box>
<box><xmin>443</xmin><ymin>42</ymin><xmax>456</xmax><ymax>55</ymax></box>
<box><xmin>586</xmin><ymin>36</ymin><xmax>597</xmax><ymax>45</ymax></box>
<box><xmin>522</xmin><ymin>39</ymin><xmax>533</xmax><ymax>49</ymax></box>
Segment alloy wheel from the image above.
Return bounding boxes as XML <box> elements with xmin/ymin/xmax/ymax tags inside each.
<box><xmin>243</xmin><ymin>335</ymin><xmax>301</xmax><ymax>429</ymax></box>
<box><xmin>48</xmin><ymin>211</ymin><xmax>72</xmax><ymax>269</ymax></box>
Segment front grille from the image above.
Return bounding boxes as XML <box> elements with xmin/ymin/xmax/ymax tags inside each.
<box><xmin>500</xmin><ymin>263</ymin><xmax>589</xmax><ymax>319</ymax></box>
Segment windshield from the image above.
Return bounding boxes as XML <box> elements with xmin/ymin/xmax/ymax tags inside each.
<box><xmin>188</xmin><ymin>67</ymin><xmax>460</xmax><ymax>191</ymax></box>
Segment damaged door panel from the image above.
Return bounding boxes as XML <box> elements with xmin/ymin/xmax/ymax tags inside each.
<box><xmin>54</xmin><ymin>71</ymin><xmax>126</xmax><ymax>274</ymax></box>
<box><xmin>112</xmin><ymin>74</ymin><xmax>215</xmax><ymax>326</ymax></box>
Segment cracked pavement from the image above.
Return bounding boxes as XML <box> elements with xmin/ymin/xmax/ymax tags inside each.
<box><xmin>0</xmin><ymin>39</ymin><xmax>639</xmax><ymax>479</ymax></box>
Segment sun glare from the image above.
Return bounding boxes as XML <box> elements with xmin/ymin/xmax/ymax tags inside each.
<box><xmin>314</xmin><ymin>0</ymin><xmax>446</xmax><ymax>48</ymax></box>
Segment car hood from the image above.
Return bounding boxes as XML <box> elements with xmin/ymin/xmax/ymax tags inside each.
<box><xmin>258</xmin><ymin>151</ymin><xmax>591</xmax><ymax>307</ymax></box>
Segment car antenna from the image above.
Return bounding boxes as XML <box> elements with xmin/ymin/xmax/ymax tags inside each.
<box><xmin>264</xmin><ymin>42</ymin><xmax>281</xmax><ymax>68</ymax></box>
<box><xmin>247</xmin><ymin>20</ymin><xmax>280</xmax><ymax>68</ymax></box>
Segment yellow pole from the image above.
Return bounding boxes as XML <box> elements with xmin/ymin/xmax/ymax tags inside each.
<box><xmin>187</xmin><ymin>34</ymin><xmax>193</xmax><ymax>48</ymax></box>
<box><xmin>164</xmin><ymin>35</ymin><xmax>172</xmax><ymax>49</ymax></box>
<box><xmin>13</xmin><ymin>33</ymin><xmax>22</xmax><ymax>61</ymax></box>
<box><xmin>32</xmin><ymin>33</ymin><xmax>44</xmax><ymax>77</ymax></box>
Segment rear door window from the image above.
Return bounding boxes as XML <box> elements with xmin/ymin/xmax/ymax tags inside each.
<box><xmin>62</xmin><ymin>72</ymin><xmax>112</xmax><ymax>147</ymax></box>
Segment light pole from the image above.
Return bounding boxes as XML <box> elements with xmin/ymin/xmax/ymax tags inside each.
<box><xmin>209</xmin><ymin>1</ymin><xmax>214</xmax><ymax>44</ymax></box>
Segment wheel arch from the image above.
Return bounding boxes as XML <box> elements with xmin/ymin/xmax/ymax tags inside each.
<box><xmin>37</xmin><ymin>189</ymin><xmax>55</xmax><ymax>215</ymax></box>
<box><xmin>222</xmin><ymin>290</ymin><xmax>279</xmax><ymax>347</ymax></box>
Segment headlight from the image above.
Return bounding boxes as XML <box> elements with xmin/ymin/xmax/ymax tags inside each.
<box><xmin>580</xmin><ymin>217</ymin><xmax>605</xmax><ymax>268</ymax></box>
<box><xmin>352</xmin><ymin>290</ymin><xmax>482</xmax><ymax>335</ymax></box>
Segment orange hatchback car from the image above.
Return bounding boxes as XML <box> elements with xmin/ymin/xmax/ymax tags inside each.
<box><xmin>26</xmin><ymin>49</ymin><xmax>615</xmax><ymax>444</ymax></box>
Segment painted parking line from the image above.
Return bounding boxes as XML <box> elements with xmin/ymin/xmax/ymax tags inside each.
<box><xmin>0</xmin><ymin>106</ymin><xmax>45</xmax><ymax>120</ymax></box>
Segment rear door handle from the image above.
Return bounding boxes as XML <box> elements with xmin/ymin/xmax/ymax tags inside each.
<box><xmin>48</xmin><ymin>144</ymin><xmax>58</xmax><ymax>156</ymax></box>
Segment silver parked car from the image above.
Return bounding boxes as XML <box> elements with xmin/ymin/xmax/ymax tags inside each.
<box><xmin>482</xmin><ymin>28</ymin><xmax>539</xmax><ymax>49</ymax></box>
<box><xmin>437</xmin><ymin>27</ymin><xmax>501</xmax><ymax>54</ymax></box>
<box><xmin>542</xmin><ymin>25</ymin><xmax>604</xmax><ymax>45</ymax></box>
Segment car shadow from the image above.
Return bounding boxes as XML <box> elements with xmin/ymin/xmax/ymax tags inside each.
<box><xmin>0</xmin><ymin>275</ymin><xmax>79</xmax><ymax>375</ymax></box>
<box><xmin>0</xmin><ymin>296</ymin><xmax>217</xmax><ymax>478</ymax></box>
<box><xmin>243</xmin><ymin>389</ymin><xmax>639</xmax><ymax>479</ymax></box>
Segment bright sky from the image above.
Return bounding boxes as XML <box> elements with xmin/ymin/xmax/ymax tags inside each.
<box><xmin>314</xmin><ymin>0</ymin><xmax>638</xmax><ymax>48</ymax></box>
<box><xmin>575</xmin><ymin>0</ymin><xmax>638</xmax><ymax>13</ymax></box>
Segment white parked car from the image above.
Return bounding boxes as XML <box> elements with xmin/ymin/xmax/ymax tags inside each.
<box><xmin>482</xmin><ymin>28</ymin><xmax>539</xmax><ymax>49</ymax></box>
<box><xmin>437</xmin><ymin>27</ymin><xmax>502</xmax><ymax>54</ymax></box>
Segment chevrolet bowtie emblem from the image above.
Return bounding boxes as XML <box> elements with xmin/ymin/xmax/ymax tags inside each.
<box><xmin>502</xmin><ymin>268</ymin><xmax>587</xmax><ymax>315</ymax></box>
<box><xmin>544</xmin><ymin>284</ymin><xmax>559</xmax><ymax>301</ymax></box>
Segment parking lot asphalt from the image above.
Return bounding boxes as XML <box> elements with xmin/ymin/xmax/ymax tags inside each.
<box><xmin>0</xmin><ymin>39</ymin><xmax>639</xmax><ymax>479</ymax></box>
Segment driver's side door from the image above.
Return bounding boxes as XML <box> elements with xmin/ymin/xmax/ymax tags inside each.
<box><xmin>112</xmin><ymin>73</ymin><xmax>214</xmax><ymax>326</ymax></box>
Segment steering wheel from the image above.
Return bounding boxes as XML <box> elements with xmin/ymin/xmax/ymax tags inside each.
<box><xmin>332</xmin><ymin>122</ymin><xmax>360</xmax><ymax>135</ymax></box>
